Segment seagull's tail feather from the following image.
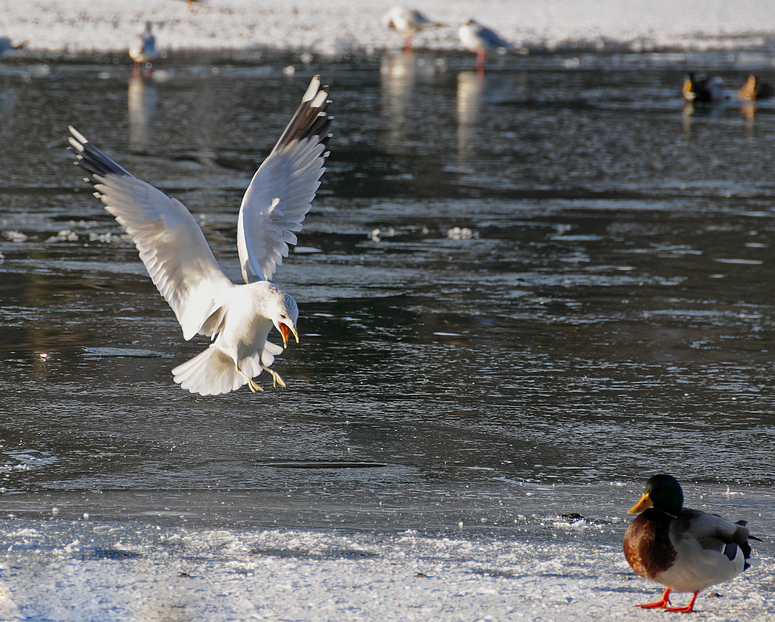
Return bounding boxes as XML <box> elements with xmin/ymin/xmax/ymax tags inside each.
<box><xmin>172</xmin><ymin>346</ymin><xmax>250</xmax><ymax>396</ymax></box>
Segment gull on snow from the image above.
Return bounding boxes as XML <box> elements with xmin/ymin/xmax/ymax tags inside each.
<box><xmin>129</xmin><ymin>21</ymin><xmax>158</xmax><ymax>76</ymax></box>
<box><xmin>458</xmin><ymin>19</ymin><xmax>515</xmax><ymax>73</ymax></box>
<box><xmin>382</xmin><ymin>6</ymin><xmax>446</xmax><ymax>50</ymax></box>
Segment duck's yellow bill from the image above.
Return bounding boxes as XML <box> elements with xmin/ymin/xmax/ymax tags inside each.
<box><xmin>682</xmin><ymin>79</ymin><xmax>694</xmax><ymax>100</ymax></box>
<box><xmin>629</xmin><ymin>493</ymin><xmax>654</xmax><ymax>515</ymax></box>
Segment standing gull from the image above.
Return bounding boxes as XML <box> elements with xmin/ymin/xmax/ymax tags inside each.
<box><xmin>68</xmin><ymin>76</ymin><xmax>332</xmax><ymax>396</ymax></box>
<box><xmin>129</xmin><ymin>21</ymin><xmax>158</xmax><ymax>76</ymax></box>
<box><xmin>382</xmin><ymin>6</ymin><xmax>446</xmax><ymax>50</ymax></box>
<box><xmin>458</xmin><ymin>19</ymin><xmax>514</xmax><ymax>74</ymax></box>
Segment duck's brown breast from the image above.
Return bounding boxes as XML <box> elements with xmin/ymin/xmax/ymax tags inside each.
<box><xmin>624</xmin><ymin>510</ymin><xmax>676</xmax><ymax>580</ymax></box>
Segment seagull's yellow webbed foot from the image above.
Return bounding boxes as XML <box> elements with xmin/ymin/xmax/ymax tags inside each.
<box><xmin>235</xmin><ymin>364</ymin><xmax>263</xmax><ymax>393</ymax></box>
<box><xmin>261</xmin><ymin>363</ymin><xmax>286</xmax><ymax>389</ymax></box>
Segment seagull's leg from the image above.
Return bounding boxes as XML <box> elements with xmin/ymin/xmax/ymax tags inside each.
<box><xmin>133</xmin><ymin>60</ymin><xmax>142</xmax><ymax>77</ymax></box>
<box><xmin>260</xmin><ymin>363</ymin><xmax>287</xmax><ymax>389</ymax></box>
<box><xmin>403</xmin><ymin>33</ymin><xmax>413</xmax><ymax>51</ymax></box>
<box><xmin>476</xmin><ymin>51</ymin><xmax>485</xmax><ymax>75</ymax></box>
<box><xmin>235</xmin><ymin>364</ymin><xmax>263</xmax><ymax>393</ymax></box>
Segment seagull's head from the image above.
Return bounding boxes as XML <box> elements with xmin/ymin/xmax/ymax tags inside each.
<box><xmin>270</xmin><ymin>290</ymin><xmax>299</xmax><ymax>349</ymax></box>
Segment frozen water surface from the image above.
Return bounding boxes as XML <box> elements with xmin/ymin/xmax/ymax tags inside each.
<box><xmin>2</xmin><ymin>2</ymin><xmax>775</xmax><ymax>620</ymax></box>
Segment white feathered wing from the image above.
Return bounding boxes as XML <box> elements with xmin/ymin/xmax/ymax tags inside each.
<box><xmin>68</xmin><ymin>75</ymin><xmax>332</xmax><ymax>395</ymax></box>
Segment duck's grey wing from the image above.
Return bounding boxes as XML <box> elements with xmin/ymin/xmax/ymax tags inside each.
<box><xmin>676</xmin><ymin>509</ymin><xmax>750</xmax><ymax>547</ymax></box>
<box><xmin>237</xmin><ymin>75</ymin><xmax>332</xmax><ymax>284</ymax></box>
<box><xmin>69</xmin><ymin>126</ymin><xmax>233</xmax><ymax>340</ymax></box>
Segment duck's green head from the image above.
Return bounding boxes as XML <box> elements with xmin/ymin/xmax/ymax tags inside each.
<box><xmin>629</xmin><ymin>473</ymin><xmax>684</xmax><ymax>516</ymax></box>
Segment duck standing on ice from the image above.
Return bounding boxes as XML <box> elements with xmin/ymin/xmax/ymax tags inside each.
<box><xmin>623</xmin><ymin>474</ymin><xmax>755</xmax><ymax>613</ymax></box>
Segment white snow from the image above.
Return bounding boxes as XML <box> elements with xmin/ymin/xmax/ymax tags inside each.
<box><xmin>1</xmin><ymin>519</ymin><xmax>771</xmax><ymax>621</ymax></box>
<box><xmin>2</xmin><ymin>0</ymin><xmax>775</xmax><ymax>56</ymax></box>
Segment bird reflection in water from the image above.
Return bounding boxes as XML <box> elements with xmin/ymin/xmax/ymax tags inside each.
<box><xmin>737</xmin><ymin>75</ymin><xmax>774</xmax><ymax>132</ymax></box>
<box><xmin>681</xmin><ymin>99</ymin><xmax>726</xmax><ymax>135</ymax></box>
<box><xmin>456</xmin><ymin>70</ymin><xmax>484</xmax><ymax>159</ymax></box>
<box><xmin>127</xmin><ymin>75</ymin><xmax>157</xmax><ymax>153</ymax></box>
<box><xmin>380</xmin><ymin>49</ymin><xmax>427</xmax><ymax>153</ymax></box>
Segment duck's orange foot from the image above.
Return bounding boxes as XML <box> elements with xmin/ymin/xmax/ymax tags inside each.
<box><xmin>665</xmin><ymin>591</ymin><xmax>700</xmax><ymax>614</ymax></box>
<box><xmin>637</xmin><ymin>587</ymin><xmax>671</xmax><ymax>609</ymax></box>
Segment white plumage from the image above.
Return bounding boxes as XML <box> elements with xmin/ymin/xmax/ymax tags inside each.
<box><xmin>129</xmin><ymin>21</ymin><xmax>158</xmax><ymax>74</ymax></box>
<box><xmin>382</xmin><ymin>6</ymin><xmax>446</xmax><ymax>49</ymax></box>
<box><xmin>69</xmin><ymin>76</ymin><xmax>332</xmax><ymax>396</ymax></box>
<box><xmin>458</xmin><ymin>19</ymin><xmax>515</xmax><ymax>72</ymax></box>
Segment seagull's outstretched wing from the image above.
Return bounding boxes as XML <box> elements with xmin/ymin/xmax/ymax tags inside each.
<box><xmin>237</xmin><ymin>75</ymin><xmax>332</xmax><ymax>284</ymax></box>
<box><xmin>69</xmin><ymin>126</ymin><xmax>234</xmax><ymax>341</ymax></box>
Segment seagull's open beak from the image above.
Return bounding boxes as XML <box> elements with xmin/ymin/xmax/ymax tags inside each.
<box><xmin>629</xmin><ymin>492</ymin><xmax>653</xmax><ymax>515</ymax></box>
<box><xmin>279</xmin><ymin>323</ymin><xmax>299</xmax><ymax>348</ymax></box>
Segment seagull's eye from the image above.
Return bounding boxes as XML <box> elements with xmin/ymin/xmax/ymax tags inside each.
<box><xmin>280</xmin><ymin>314</ymin><xmax>287</xmax><ymax>319</ymax></box>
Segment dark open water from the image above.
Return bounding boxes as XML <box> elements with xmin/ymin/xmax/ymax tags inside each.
<box><xmin>1</xmin><ymin>50</ymin><xmax>774</xmax><ymax>543</ymax></box>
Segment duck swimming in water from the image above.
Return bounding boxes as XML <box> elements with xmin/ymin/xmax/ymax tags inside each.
<box><xmin>682</xmin><ymin>72</ymin><xmax>725</xmax><ymax>103</ymax></box>
<box><xmin>738</xmin><ymin>74</ymin><xmax>774</xmax><ymax>101</ymax></box>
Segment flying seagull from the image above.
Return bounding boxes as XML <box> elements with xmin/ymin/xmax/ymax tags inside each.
<box><xmin>69</xmin><ymin>76</ymin><xmax>332</xmax><ymax>396</ymax></box>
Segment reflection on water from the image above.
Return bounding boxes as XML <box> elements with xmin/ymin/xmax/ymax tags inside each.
<box><xmin>739</xmin><ymin>101</ymin><xmax>760</xmax><ymax>132</ymax></box>
<box><xmin>380</xmin><ymin>49</ymin><xmax>444</xmax><ymax>154</ymax></box>
<box><xmin>127</xmin><ymin>75</ymin><xmax>157</xmax><ymax>152</ymax></box>
<box><xmin>681</xmin><ymin>99</ymin><xmax>727</xmax><ymax>134</ymax></box>
<box><xmin>456</xmin><ymin>70</ymin><xmax>484</xmax><ymax>158</ymax></box>
<box><xmin>1</xmin><ymin>56</ymin><xmax>775</xmax><ymax>533</ymax></box>
<box><xmin>380</xmin><ymin>49</ymin><xmax>419</xmax><ymax>153</ymax></box>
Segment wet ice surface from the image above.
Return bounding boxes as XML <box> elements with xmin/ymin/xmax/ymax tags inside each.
<box><xmin>2</xmin><ymin>49</ymin><xmax>775</xmax><ymax>619</ymax></box>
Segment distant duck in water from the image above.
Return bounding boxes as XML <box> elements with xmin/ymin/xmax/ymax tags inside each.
<box><xmin>682</xmin><ymin>73</ymin><xmax>725</xmax><ymax>103</ymax></box>
<box><xmin>738</xmin><ymin>74</ymin><xmax>774</xmax><ymax>101</ymax></box>
<box><xmin>623</xmin><ymin>474</ymin><xmax>755</xmax><ymax>613</ymax></box>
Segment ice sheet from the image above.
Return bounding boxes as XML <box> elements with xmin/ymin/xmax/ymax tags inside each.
<box><xmin>1</xmin><ymin>517</ymin><xmax>771</xmax><ymax>621</ymax></box>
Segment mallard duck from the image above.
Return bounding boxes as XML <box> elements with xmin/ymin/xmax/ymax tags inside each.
<box><xmin>458</xmin><ymin>19</ymin><xmax>515</xmax><ymax>74</ymax></box>
<box><xmin>682</xmin><ymin>72</ymin><xmax>725</xmax><ymax>103</ymax></box>
<box><xmin>738</xmin><ymin>74</ymin><xmax>775</xmax><ymax>101</ymax></box>
<box><xmin>623</xmin><ymin>474</ymin><xmax>754</xmax><ymax>613</ymax></box>
<box><xmin>382</xmin><ymin>6</ymin><xmax>446</xmax><ymax>50</ymax></box>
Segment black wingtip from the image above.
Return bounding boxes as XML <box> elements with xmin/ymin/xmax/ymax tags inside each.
<box><xmin>273</xmin><ymin>76</ymin><xmax>332</xmax><ymax>157</ymax></box>
<box><xmin>67</xmin><ymin>126</ymin><xmax>133</xmax><ymax>186</ymax></box>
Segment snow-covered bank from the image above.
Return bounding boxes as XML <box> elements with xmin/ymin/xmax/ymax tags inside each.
<box><xmin>4</xmin><ymin>0</ymin><xmax>775</xmax><ymax>57</ymax></box>
<box><xmin>1</xmin><ymin>519</ymin><xmax>772</xmax><ymax>622</ymax></box>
